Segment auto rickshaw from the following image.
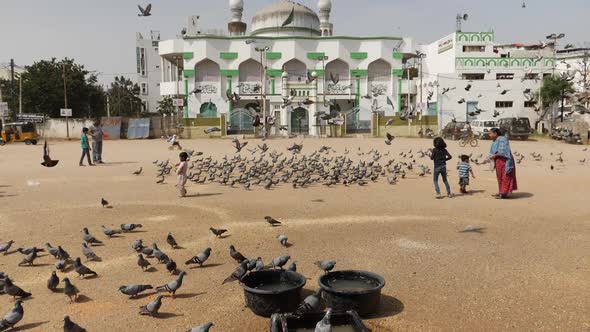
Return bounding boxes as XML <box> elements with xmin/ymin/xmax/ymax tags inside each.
<box><xmin>0</xmin><ymin>122</ymin><xmax>40</xmax><ymax>145</ymax></box>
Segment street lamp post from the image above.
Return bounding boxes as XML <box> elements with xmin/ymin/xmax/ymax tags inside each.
<box><xmin>254</xmin><ymin>46</ymin><xmax>270</xmax><ymax>138</ymax></box>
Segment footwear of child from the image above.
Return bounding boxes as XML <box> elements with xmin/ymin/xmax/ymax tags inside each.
<box><xmin>447</xmin><ymin>193</ymin><xmax>453</xmax><ymax>198</ymax></box>
<box><xmin>436</xmin><ymin>194</ymin><xmax>443</xmax><ymax>199</ymax></box>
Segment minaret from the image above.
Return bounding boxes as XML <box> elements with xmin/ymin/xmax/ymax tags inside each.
<box><xmin>318</xmin><ymin>0</ymin><xmax>333</xmax><ymax>36</ymax></box>
<box><xmin>228</xmin><ymin>0</ymin><xmax>247</xmax><ymax>36</ymax></box>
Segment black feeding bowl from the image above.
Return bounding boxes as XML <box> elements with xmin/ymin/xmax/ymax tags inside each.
<box><xmin>319</xmin><ymin>270</ymin><xmax>385</xmax><ymax>317</ymax></box>
<box><xmin>240</xmin><ymin>270</ymin><xmax>306</xmax><ymax>317</ymax></box>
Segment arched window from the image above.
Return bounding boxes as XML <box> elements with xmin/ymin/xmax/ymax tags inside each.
<box><xmin>283</xmin><ymin>59</ymin><xmax>307</xmax><ymax>82</ymax></box>
<box><xmin>368</xmin><ymin>59</ymin><xmax>391</xmax><ymax>82</ymax></box>
<box><xmin>195</xmin><ymin>59</ymin><xmax>220</xmax><ymax>83</ymax></box>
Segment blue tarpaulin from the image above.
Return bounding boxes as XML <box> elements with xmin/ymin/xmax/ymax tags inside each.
<box><xmin>127</xmin><ymin>118</ymin><xmax>150</xmax><ymax>139</ymax></box>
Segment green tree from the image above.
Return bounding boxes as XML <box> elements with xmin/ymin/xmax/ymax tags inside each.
<box><xmin>540</xmin><ymin>75</ymin><xmax>575</xmax><ymax>122</ymax></box>
<box><xmin>157</xmin><ymin>96</ymin><xmax>175</xmax><ymax>115</ymax></box>
<box><xmin>0</xmin><ymin>77</ymin><xmax>20</xmax><ymax>120</ymax></box>
<box><xmin>107</xmin><ymin>76</ymin><xmax>143</xmax><ymax>117</ymax></box>
<box><xmin>20</xmin><ymin>58</ymin><xmax>105</xmax><ymax>118</ymax></box>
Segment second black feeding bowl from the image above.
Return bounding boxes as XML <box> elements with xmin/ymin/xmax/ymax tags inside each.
<box><xmin>319</xmin><ymin>270</ymin><xmax>385</xmax><ymax>317</ymax></box>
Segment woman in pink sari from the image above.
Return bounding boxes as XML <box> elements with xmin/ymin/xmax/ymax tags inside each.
<box><xmin>488</xmin><ymin>128</ymin><xmax>517</xmax><ymax>199</ymax></box>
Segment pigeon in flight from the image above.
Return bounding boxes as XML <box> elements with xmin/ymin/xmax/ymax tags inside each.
<box><xmin>132</xmin><ymin>167</ymin><xmax>143</xmax><ymax>175</ymax></box>
<box><xmin>464</xmin><ymin>84</ymin><xmax>472</xmax><ymax>91</ymax></box>
<box><xmin>137</xmin><ymin>4</ymin><xmax>152</xmax><ymax>17</ymax></box>
<box><xmin>232</xmin><ymin>138</ymin><xmax>248</xmax><ymax>153</ymax></box>
<box><xmin>330</xmin><ymin>72</ymin><xmax>340</xmax><ymax>84</ymax></box>
<box><xmin>385</xmin><ymin>133</ymin><xmax>394</xmax><ymax>145</ymax></box>
<box><xmin>204</xmin><ymin>127</ymin><xmax>221</xmax><ymax>134</ymax></box>
<box><xmin>40</xmin><ymin>139</ymin><xmax>59</xmax><ymax>167</ymax></box>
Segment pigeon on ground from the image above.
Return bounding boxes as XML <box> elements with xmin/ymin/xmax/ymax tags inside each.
<box><xmin>222</xmin><ymin>261</ymin><xmax>248</xmax><ymax>284</ymax></box>
<box><xmin>119</xmin><ymin>284</ymin><xmax>153</xmax><ymax>298</ymax></box>
<box><xmin>82</xmin><ymin>228</ymin><xmax>103</xmax><ymax>246</ymax></box>
<box><xmin>139</xmin><ymin>295</ymin><xmax>163</xmax><ymax>316</ymax></box>
<box><xmin>315</xmin><ymin>309</ymin><xmax>333</xmax><ymax>332</ymax></box>
<box><xmin>57</xmin><ymin>246</ymin><xmax>70</xmax><ymax>260</ymax></box>
<box><xmin>0</xmin><ymin>241</ymin><xmax>14</xmax><ymax>255</ymax></box>
<box><xmin>3</xmin><ymin>278</ymin><xmax>31</xmax><ymax>299</ymax></box>
<box><xmin>166</xmin><ymin>259</ymin><xmax>177</xmax><ymax>274</ymax></box>
<box><xmin>55</xmin><ymin>260</ymin><xmax>67</xmax><ymax>272</ymax></box>
<box><xmin>295</xmin><ymin>289</ymin><xmax>322</xmax><ymax>316</ymax></box>
<box><xmin>186</xmin><ymin>322</ymin><xmax>215</xmax><ymax>332</ymax></box>
<box><xmin>156</xmin><ymin>271</ymin><xmax>186</xmax><ymax>297</ymax></box>
<box><xmin>137</xmin><ymin>254</ymin><xmax>151</xmax><ymax>271</ymax></box>
<box><xmin>121</xmin><ymin>224</ymin><xmax>142</xmax><ymax>232</ymax></box>
<box><xmin>82</xmin><ymin>243</ymin><xmax>100</xmax><ymax>261</ymax></box>
<box><xmin>152</xmin><ymin>244</ymin><xmax>170</xmax><ymax>264</ymax></box>
<box><xmin>45</xmin><ymin>243</ymin><xmax>60</xmax><ymax>258</ymax></box>
<box><xmin>63</xmin><ymin>277</ymin><xmax>79</xmax><ymax>303</ymax></box>
<box><xmin>73</xmin><ymin>257</ymin><xmax>97</xmax><ymax>278</ymax></box>
<box><xmin>209</xmin><ymin>228</ymin><xmax>227</xmax><ymax>237</ymax></box>
<box><xmin>101</xmin><ymin>198</ymin><xmax>109</xmax><ymax>208</ymax></box>
<box><xmin>314</xmin><ymin>260</ymin><xmax>336</xmax><ymax>274</ymax></box>
<box><xmin>18</xmin><ymin>249</ymin><xmax>37</xmax><ymax>266</ymax></box>
<box><xmin>166</xmin><ymin>232</ymin><xmax>179</xmax><ymax>249</ymax></box>
<box><xmin>101</xmin><ymin>225</ymin><xmax>122</xmax><ymax>238</ymax></box>
<box><xmin>203</xmin><ymin>127</ymin><xmax>221</xmax><ymax>134</ymax></box>
<box><xmin>47</xmin><ymin>271</ymin><xmax>59</xmax><ymax>291</ymax></box>
<box><xmin>132</xmin><ymin>167</ymin><xmax>143</xmax><ymax>175</ymax></box>
<box><xmin>385</xmin><ymin>133</ymin><xmax>394</xmax><ymax>145</ymax></box>
<box><xmin>229</xmin><ymin>245</ymin><xmax>247</xmax><ymax>263</ymax></box>
<box><xmin>63</xmin><ymin>315</ymin><xmax>87</xmax><ymax>332</ymax></box>
<box><xmin>0</xmin><ymin>300</ymin><xmax>23</xmax><ymax>331</ymax></box>
<box><xmin>264</xmin><ymin>216</ymin><xmax>282</xmax><ymax>226</ymax></box>
<box><xmin>132</xmin><ymin>239</ymin><xmax>143</xmax><ymax>252</ymax></box>
<box><xmin>185</xmin><ymin>248</ymin><xmax>212</xmax><ymax>267</ymax></box>
<box><xmin>287</xmin><ymin>261</ymin><xmax>297</xmax><ymax>272</ymax></box>
<box><xmin>269</xmin><ymin>255</ymin><xmax>290</xmax><ymax>269</ymax></box>
<box><xmin>277</xmin><ymin>235</ymin><xmax>289</xmax><ymax>247</ymax></box>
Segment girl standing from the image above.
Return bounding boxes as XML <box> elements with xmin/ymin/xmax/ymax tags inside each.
<box><xmin>430</xmin><ymin>137</ymin><xmax>452</xmax><ymax>199</ymax></box>
<box><xmin>176</xmin><ymin>152</ymin><xmax>189</xmax><ymax>197</ymax></box>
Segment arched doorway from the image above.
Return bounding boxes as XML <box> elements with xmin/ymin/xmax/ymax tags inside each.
<box><xmin>199</xmin><ymin>101</ymin><xmax>218</xmax><ymax>118</ymax></box>
<box><xmin>283</xmin><ymin>59</ymin><xmax>307</xmax><ymax>82</ymax></box>
<box><xmin>229</xmin><ymin>108</ymin><xmax>254</xmax><ymax>133</ymax></box>
<box><xmin>291</xmin><ymin>107</ymin><xmax>309</xmax><ymax>134</ymax></box>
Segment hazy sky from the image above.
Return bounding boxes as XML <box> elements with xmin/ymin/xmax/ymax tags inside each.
<box><xmin>1</xmin><ymin>0</ymin><xmax>588</xmax><ymax>84</ymax></box>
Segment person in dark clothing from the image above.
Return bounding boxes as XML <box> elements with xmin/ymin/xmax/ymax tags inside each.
<box><xmin>430</xmin><ymin>137</ymin><xmax>453</xmax><ymax>198</ymax></box>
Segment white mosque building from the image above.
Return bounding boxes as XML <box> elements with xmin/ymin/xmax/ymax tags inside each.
<box><xmin>158</xmin><ymin>0</ymin><xmax>415</xmax><ymax>136</ymax></box>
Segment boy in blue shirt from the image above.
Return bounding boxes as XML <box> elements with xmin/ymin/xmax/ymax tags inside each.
<box><xmin>457</xmin><ymin>155</ymin><xmax>475</xmax><ymax>194</ymax></box>
<box><xmin>79</xmin><ymin>127</ymin><xmax>93</xmax><ymax>166</ymax></box>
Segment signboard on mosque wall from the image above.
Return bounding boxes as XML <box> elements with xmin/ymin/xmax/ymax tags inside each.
<box><xmin>438</xmin><ymin>36</ymin><xmax>454</xmax><ymax>54</ymax></box>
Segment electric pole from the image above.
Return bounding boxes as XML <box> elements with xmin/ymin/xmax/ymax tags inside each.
<box><xmin>62</xmin><ymin>63</ymin><xmax>70</xmax><ymax>139</ymax></box>
<box><xmin>10</xmin><ymin>59</ymin><xmax>15</xmax><ymax>121</ymax></box>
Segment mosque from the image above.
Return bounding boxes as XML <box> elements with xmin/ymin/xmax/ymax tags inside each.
<box><xmin>158</xmin><ymin>0</ymin><xmax>415</xmax><ymax>136</ymax></box>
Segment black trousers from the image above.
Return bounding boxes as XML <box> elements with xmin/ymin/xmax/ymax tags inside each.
<box><xmin>80</xmin><ymin>148</ymin><xmax>92</xmax><ymax>165</ymax></box>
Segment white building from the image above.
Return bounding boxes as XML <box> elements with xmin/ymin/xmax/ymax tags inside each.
<box><xmin>419</xmin><ymin>32</ymin><xmax>556</xmax><ymax>130</ymax></box>
<box><xmin>136</xmin><ymin>31</ymin><xmax>162</xmax><ymax>114</ymax></box>
<box><xmin>556</xmin><ymin>47</ymin><xmax>589</xmax><ymax>94</ymax></box>
<box><xmin>158</xmin><ymin>0</ymin><xmax>415</xmax><ymax>136</ymax></box>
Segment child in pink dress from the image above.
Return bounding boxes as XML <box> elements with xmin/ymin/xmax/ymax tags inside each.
<box><xmin>176</xmin><ymin>152</ymin><xmax>189</xmax><ymax>197</ymax></box>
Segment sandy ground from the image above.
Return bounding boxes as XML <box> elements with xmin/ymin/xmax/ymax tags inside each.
<box><xmin>0</xmin><ymin>136</ymin><xmax>588</xmax><ymax>332</ymax></box>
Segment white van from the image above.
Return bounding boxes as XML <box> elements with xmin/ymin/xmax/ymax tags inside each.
<box><xmin>471</xmin><ymin>120</ymin><xmax>497</xmax><ymax>138</ymax></box>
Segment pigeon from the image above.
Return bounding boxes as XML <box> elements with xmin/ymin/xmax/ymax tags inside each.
<box><xmin>186</xmin><ymin>322</ymin><xmax>215</xmax><ymax>332</ymax></box>
<box><xmin>385</xmin><ymin>119</ymin><xmax>394</xmax><ymax>128</ymax></box>
<box><xmin>101</xmin><ymin>225</ymin><xmax>122</xmax><ymax>238</ymax></box>
<box><xmin>255</xmin><ymin>258</ymin><xmax>265</xmax><ymax>271</ymax></box>
<box><xmin>121</xmin><ymin>223</ymin><xmax>143</xmax><ymax>232</ymax></box>
<box><xmin>82</xmin><ymin>243</ymin><xmax>100</xmax><ymax>261</ymax></box>
<box><xmin>330</xmin><ymin>72</ymin><xmax>340</xmax><ymax>84</ymax></box>
<box><xmin>137</xmin><ymin>254</ymin><xmax>151</xmax><ymax>271</ymax></box>
<box><xmin>314</xmin><ymin>260</ymin><xmax>336</xmax><ymax>274</ymax></box>
<box><xmin>62</xmin><ymin>277</ymin><xmax>79</xmax><ymax>303</ymax></box>
<box><xmin>156</xmin><ymin>176</ymin><xmax>165</xmax><ymax>184</ymax></box>
<box><xmin>287</xmin><ymin>143</ymin><xmax>303</xmax><ymax>153</ymax></box>
<box><xmin>385</xmin><ymin>132</ymin><xmax>394</xmax><ymax>145</ymax></box>
<box><xmin>277</xmin><ymin>235</ymin><xmax>289</xmax><ymax>247</ymax></box>
<box><xmin>18</xmin><ymin>249</ymin><xmax>38</xmax><ymax>266</ymax></box>
<box><xmin>315</xmin><ymin>309</ymin><xmax>333</xmax><ymax>332</ymax></box>
<box><xmin>132</xmin><ymin>167</ymin><xmax>143</xmax><ymax>175</ymax></box>
<box><xmin>232</xmin><ymin>138</ymin><xmax>248</xmax><ymax>153</ymax></box>
<box><xmin>101</xmin><ymin>198</ymin><xmax>109</xmax><ymax>208</ymax></box>
<box><xmin>464</xmin><ymin>84</ymin><xmax>472</xmax><ymax>91</ymax></box>
<box><xmin>166</xmin><ymin>259</ymin><xmax>177</xmax><ymax>274</ymax></box>
<box><xmin>119</xmin><ymin>284</ymin><xmax>153</xmax><ymax>298</ymax></box>
<box><xmin>63</xmin><ymin>315</ymin><xmax>87</xmax><ymax>332</ymax></box>
<box><xmin>0</xmin><ymin>300</ymin><xmax>23</xmax><ymax>331</ymax></box>
<box><xmin>132</xmin><ymin>239</ymin><xmax>143</xmax><ymax>251</ymax></box>
<box><xmin>0</xmin><ymin>241</ymin><xmax>14</xmax><ymax>255</ymax></box>
<box><xmin>56</xmin><ymin>245</ymin><xmax>70</xmax><ymax>260</ymax></box>
<box><xmin>139</xmin><ymin>295</ymin><xmax>163</xmax><ymax>316</ymax></box>
<box><xmin>229</xmin><ymin>245</ymin><xmax>247</xmax><ymax>263</ymax></box>
<box><xmin>458</xmin><ymin>98</ymin><xmax>466</xmax><ymax>104</ymax></box>
<box><xmin>3</xmin><ymin>278</ymin><xmax>31</xmax><ymax>299</ymax></box>
<box><xmin>222</xmin><ymin>261</ymin><xmax>248</xmax><ymax>284</ymax></box>
<box><xmin>55</xmin><ymin>260</ymin><xmax>67</xmax><ymax>272</ymax></box>
<box><xmin>156</xmin><ymin>271</ymin><xmax>186</xmax><ymax>297</ymax></box>
<box><xmin>16</xmin><ymin>247</ymin><xmax>44</xmax><ymax>255</ymax></box>
<box><xmin>500</xmin><ymin>89</ymin><xmax>509</xmax><ymax>95</ymax></box>
<box><xmin>264</xmin><ymin>216</ymin><xmax>282</xmax><ymax>226</ymax></box>
<box><xmin>269</xmin><ymin>255</ymin><xmax>290</xmax><ymax>269</ymax></box>
<box><xmin>73</xmin><ymin>257</ymin><xmax>97</xmax><ymax>278</ymax></box>
<box><xmin>45</xmin><ymin>243</ymin><xmax>60</xmax><ymax>258</ymax></box>
<box><xmin>287</xmin><ymin>261</ymin><xmax>297</xmax><ymax>272</ymax></box>
<box><xmin>204</xmin><ymin>127</ymin><xmax>221</xmax><ymax>134</ymax></box>
<box><xmin>47</xmin><ymin>271</ymin><xmax>59</xmax><ymax>291</ymax></box>
<box><xmin>185</xmin><ymin>248</ymin><xmax>212</xmax><ymax>267</ymax></box>
<box><xmin>166</xmin><ymin>232</ymin><xmax>179</xmax><ymax>249</ymax></box>
<box><xmin>137</xmin><ymin>4</ymin><xmax>152</xmax><ymax>17</ymax></box>
<box><xmin>82</xmin><ymin>228</ymin><xmax>103</xmax><ymax>246</ymax></box>
<box><xmin>295</xmin><ymin>289</ymin><xmax>322</xmax><ymax>316</ymax></box>
<box><xmin>209</xmin><ymin>227</ymin><xmax>227</xmax><ymax>237</ymax></box>
<box><xmin>40</xmin><ymin>139</ymin><xmax>59</xmax><ymax>167</ymax></box>
<box><xmin>152</xmin><ymin>243</ymin><xmax>170</xmax><ymax>264</ymax></box>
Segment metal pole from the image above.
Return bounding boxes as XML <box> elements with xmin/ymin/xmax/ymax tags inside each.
<box><xmin>106</xmin><ymin>94</ymin><xmax>111</xmax><ymax>117</ymax></box>
<box><xmin>62</xmin><ymin>63</ymin><xmax>69</xmax><ymax>139</ymax></box>
<box><xmin>419</xmin><ymin>55</ymin><xmax>423</xmax><ymax>129</ymax></box>
<box><xmin>10</xmin><ymin>59</ymin><xmax>15</xmax><ymax>121</ymax></box>
<box><xmin>18</xmin><ymin>76</ymin><xmax>22</xmax><ymax>114</ymax></box>
<box><xmin>560</xmin><ymin>88</ymin><xmax>565</xmax><ymax>122</ymax></box>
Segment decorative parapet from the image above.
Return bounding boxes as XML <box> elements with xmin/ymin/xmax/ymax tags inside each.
<box><xmin>455</xmin><ymin>57</ymin><xmax>555</xmax><ymax>68</ymax></box>
<box><xmin>456</xmin><ymin>32</ymin><xmax>494</xmax><ymax>43</ymax></box>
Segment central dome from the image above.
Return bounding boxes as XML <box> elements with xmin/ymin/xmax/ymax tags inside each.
<box><xmin>251</xmin><ymin>1</ymin><xmax>320</xmax><ymax>37</ymax></box>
